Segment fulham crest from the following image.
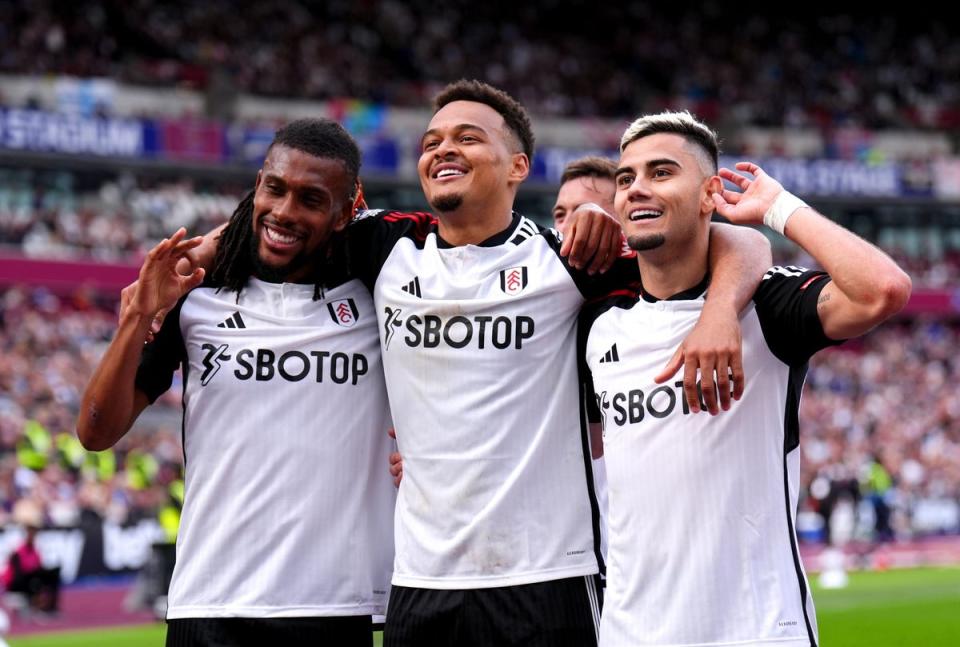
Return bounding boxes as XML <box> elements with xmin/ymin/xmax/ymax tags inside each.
<box><xmin>499</xmin><ymin>266</ymin><xmax>528</xmax><ymax>296</ymax></box>
<box><xmin>328</xmin><ymin>298</ymin><xmax>359</xmax><ymax>327</ymax></box>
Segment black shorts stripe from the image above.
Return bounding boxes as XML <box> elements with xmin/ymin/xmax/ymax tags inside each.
<box><xmin>583</xmin><ymin>575</ymin><xmax>601</xmax><ymax>642</ymax></box>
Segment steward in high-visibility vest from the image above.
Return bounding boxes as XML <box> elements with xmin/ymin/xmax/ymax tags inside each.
<box><xmin>16</xmin><ymin>421</ymin><xmax>51</xmax><ymax>471</ymax></box>
<box><xmin>125</xmin><ymin>450</ymin><xmax>159</xmax><ymax>490</ymax></box>
<box><xmin>158</xmin><ymin>479</ymin><xmax>184</xmax><ymax>543</ymax></box>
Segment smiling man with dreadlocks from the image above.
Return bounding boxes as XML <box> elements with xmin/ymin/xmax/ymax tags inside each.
<box><xmin>78</xmin><ymin>118</ymin><xmax>395</xmax><ymax>647</ymax></box>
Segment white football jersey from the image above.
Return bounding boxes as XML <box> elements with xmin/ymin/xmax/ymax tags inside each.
<box><xmin>584</xmin><ymin>267</ymin><xmax>840</xmax><ymax>647</ymax></box>
<box><xmin>349</xmin><ymin>211</ymin><xmax>637</xmax><ymax>589</ymax></box>
<box><xmin>137</xmin><ymin>277</ymin><xmax>395</xmax><ymax>618</ymax></box>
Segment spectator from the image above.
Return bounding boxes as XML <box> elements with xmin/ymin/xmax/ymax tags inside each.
<box><xmin>1</xmin><ymin>499</ymin><xmax>61</xmax><ymax>614</ymax></box>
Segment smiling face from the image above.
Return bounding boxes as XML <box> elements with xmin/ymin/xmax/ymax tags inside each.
<box><xmin>553</xmin><ymin>175</ymin><xmax>616</xmax><ymax>234</ymax></box>
<box><xmin>251</xmin><ymin>145</ymin><xmax>354</xmax><ymax>283</ymax></box>
<box><xmin>417</xmin><ymin>100</ymin><xmax>529</xmax><ymax>215</ymax></box>
<box><xmin>614</xmin><ymin>133</ymin><xmax>719</xmax><ymax>254</ymax></box>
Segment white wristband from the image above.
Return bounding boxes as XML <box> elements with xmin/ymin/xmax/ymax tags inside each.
<box><xmin>763</xmin><ymin>191</ymin><xmax>808</xmax><ymax>235</ymax></box>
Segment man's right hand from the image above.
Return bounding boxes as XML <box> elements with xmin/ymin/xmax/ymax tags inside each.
<box><xmin>121</xmin><ymin>228</ymin><xmax>205</xmax><ymax>337</ymax></box>
<box><xmin>388</xmin><ymin>428</ymin><xmax>403</xmax><ymax>488</ymax></box>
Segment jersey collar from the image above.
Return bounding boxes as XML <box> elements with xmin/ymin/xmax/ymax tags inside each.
<box><xmin>639</xmin><ymin>273</ymin><xmax>710</xmax><ymax>303</ymax></box>
<box><xmin>436</xmin><ymin>212</ymin><xmax>522</xmax><ymax>249</ymax></box>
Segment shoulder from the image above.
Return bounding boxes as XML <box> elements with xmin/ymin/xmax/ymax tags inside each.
<box><xmin>349</xmin><ymin>209</ymin><xmax>439</xmax><ymax>247</ymax></box>
<box><xmin>755</xmin><ymin>265</ymin><xmax>831</xmax><ymax>303</ymax></box>
<box><xmin>581</xmin><ymin>285</ymin><xmax>643</xmax><ymax>332</ymax></box>
<box><xmin>508</xmin><ymin>216</ymin><xmax>550</xmax><ymax>246</ymax></box>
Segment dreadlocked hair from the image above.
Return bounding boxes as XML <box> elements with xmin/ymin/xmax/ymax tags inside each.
<box><xmin>209</xmin><ymin>189</ymin><xmax>256</xmax><ymax>301</ymax></box>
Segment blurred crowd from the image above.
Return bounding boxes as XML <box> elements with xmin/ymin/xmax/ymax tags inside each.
<box><xmin>1</xmin><ymin>1</ymin><xmax>957</xmax><ymax>130</ymax></box>
<box><xmin>0</xmin><ymin>285</ymin><xmax>184</xmax><ymax>531</ymax></box>
<box><xmin>800</xmin><ymin>319</ymin><xmax>960</xmax><ymax>541</ymax></box>
<box><xmin>0</xmin><ymin>170</ymin><xmax>239</xmax><ymax>261</ymax></box>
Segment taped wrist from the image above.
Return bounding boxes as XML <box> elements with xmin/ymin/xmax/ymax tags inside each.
<box><xmin>763</xmin><ymin>191</ymin><xmax>808</xmax><ymax>235</ymax></box>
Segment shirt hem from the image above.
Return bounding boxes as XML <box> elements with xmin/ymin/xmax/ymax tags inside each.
<box><xmin>166</xmin><ymin>603</ymin><xmax>383</xmax><ymax>619</ymax></box>
<box><xmin>392</xmin><ymin>564</ymin><xmax>598</xmax><ymax>590</ymax></box>
<box><xmin>602</xmin><ymin>636</ymin><xmax>815</xmax><ymax>647</ymax></box>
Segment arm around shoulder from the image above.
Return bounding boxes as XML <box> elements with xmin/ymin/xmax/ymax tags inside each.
<box><xmin>706</xmin><ymin>222</ymin><xmax>772</xmax><ymax>313</ymax></box>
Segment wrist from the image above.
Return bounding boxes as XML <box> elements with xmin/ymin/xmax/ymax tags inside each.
<box><xmin>120</xmin><ymin>308</ymin><xmax>158</xmax><ymax>333</ymax></box>
<box><xmin>702</xmin><ymin>296</ymin><xmax>737</xmax><ymax>317</ymax></box>
<box><xmin>763</xmin><ymin>191</ymin><xmax>808</xmax><ymax>235</ymax></box>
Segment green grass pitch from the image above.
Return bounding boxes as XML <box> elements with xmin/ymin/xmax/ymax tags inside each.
<box><xmin>812</xmin><ymin>566</ymin><xmax>960</xmax><ymax>646</ymax></box>
<box><xmin>7</xmin><ymin>567</ymin><xmax>958</xmax><ymax>646</ymax></box>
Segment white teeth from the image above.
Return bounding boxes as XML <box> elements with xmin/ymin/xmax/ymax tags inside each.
<box><xmin>265</xmin><ymin>226</ymin><xmax>297</xmax><ymax>244</ymax></box>
<box><xmin>629</xmin><ymin>209</ymin><xmax>663</xmax><ymax>221</ymax></box>
<box><xmin>436</xmin><ymin>168</ymin><xmax>465</xmax><ymax>178</ymax></box>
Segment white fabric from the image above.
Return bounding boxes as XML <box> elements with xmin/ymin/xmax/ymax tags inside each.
<box><xmin>165</xmin><ymin>278</ymin><xmax>395</xmax><ymax>618</ymax></box>
<box><xmin>587</xmin><ymin>296</ymin><xmax>817</xmax><ymax>647</ymax></box>
<box><xmin>376</xmin><ymin>217</ymin><xmax>600</xmax><ymax>589</ymax></box>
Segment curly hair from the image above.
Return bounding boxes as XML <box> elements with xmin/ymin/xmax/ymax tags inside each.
<box><xmin>432</xmin><ymin>79</ymin><xmax>535</xmax><ymax>161</ymax></box>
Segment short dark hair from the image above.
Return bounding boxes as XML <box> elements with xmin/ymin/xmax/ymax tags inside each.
<box><xmin>432</xmin><ymin>80</ymin><xmax>535</xmax><ymax>161</ymax></box>
<box><xmin>560</xmin><ymin>156</ymin><xmax>617</xmax><ymax>185</ymax></box>
<box><xmin>269</xmin><ymin>118</ymin><xmax>361</xmax><ymax>188</ymax></box>
<box><xmin>620</xmin><ymin>111</ymin><xmax>719</xmax><ymax>175</ymax></box>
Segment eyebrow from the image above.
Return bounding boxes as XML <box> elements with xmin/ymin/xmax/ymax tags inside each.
<box><xmin>261</xmin><ymin>172</ymin><xmax>285</xmax><ymax>184</ymax></box>
<box><xmin>614</xmin><ymin>158</ymin><xmax>682</xmax><ymax>177</ymax></box>
<box><xmin>420</xmin><ymin>123</ymin><xmax>488</xmax><ymax>144</ymax></box>
<box><xmin>262</xmin><ymin>173</ymin><xmax>333</xmax><ymax>198</ymax></box>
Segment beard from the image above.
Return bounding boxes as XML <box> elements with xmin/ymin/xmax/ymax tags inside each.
<box><xmin>429</xmin><ymin>192</ymin><xmax>464</xmax><ymax>213</ymax></box>
<box><xmin>249</xmin><ymin>232</ymin><xmax>311</xmax><ymax>283</ymax></box>
<box><xmin>627</xmin><ymin>233</ymin><xmax>666</xmax><ymax>252</ymax></box>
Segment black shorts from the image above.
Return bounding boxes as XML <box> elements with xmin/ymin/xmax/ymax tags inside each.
<box><xmin>165</xmin><ymin>615</ymin><xmax>373</xmax><ymax>647</ymax></box>
<box><xmin>384</xmin><ymin>575</ymin><xmax>602</xmax><ymax>647</ymax></box>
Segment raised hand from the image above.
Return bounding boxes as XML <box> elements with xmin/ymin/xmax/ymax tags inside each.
<box><xmin>129</xmin><ymin>228</ymin><xmax>206</xmax><ymax>322</ymax></box>
<box><xmin>712</xmin><ymin>162</ymin><xmax>786</xmax><ymax>226</ymax></box>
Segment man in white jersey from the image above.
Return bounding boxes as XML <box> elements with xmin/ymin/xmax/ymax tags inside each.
<box><xmin>583</xmin><ymin>111</ymin><xmax>911</xmax><ymax>647</ymax></box>
<box><xmin>387</xmin><ymin>153</ymin><xmax>621</xmax><ymax>589</ymax></box>
<box><xmin>341</xmin><ymin>81</ymin><xmax>772</xmax><ymax>647</ymax></box>
<box><xmin>78</xmin><ymin>119</ymin><xmax>395</xmax><ymax>647</ymax></box>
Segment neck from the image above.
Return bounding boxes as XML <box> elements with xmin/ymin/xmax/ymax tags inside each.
<box><xmin>635</xmin><ymin>232</ymin><xmax>710</xmax><ymax>300</ymax></box>
<box><xmin>435</xmin><ymin>193</ymin><xmax>515</xmax><ymax>246</ymax></box>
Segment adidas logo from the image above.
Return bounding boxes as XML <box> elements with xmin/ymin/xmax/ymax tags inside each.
<box><xmin>401</xmin><ymin>276</ymin><xmax>422</xmax><ymax>297</ymax></box>
<box><xmin>217</xmin><ymin>312</ymin><xmax>246</xmax><ymax>329</ymax></box>
<box><xmin>599</xmin><ymin>343</ymin><xmax>620</xmax><ymax>363</ymax></box>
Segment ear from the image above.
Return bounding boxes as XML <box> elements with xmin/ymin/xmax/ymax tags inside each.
<box><xmin>254</xmin><ymin>169</ymin><xmax>263</xmax><ymax>192</ymax></box>
<box><xmin>332</xmin><ymin>199</ymin><xmax>353</xmax><ymax>233</ymax></box>
<box><xmin>508</xmin><ymin>152</ymin><xmax>530</xmax><ymax>184</ymax></box>
<box><xmin>702</xmin><ymin>175</ymin><xmax>722</xmax><ymax>218</ymax></box>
